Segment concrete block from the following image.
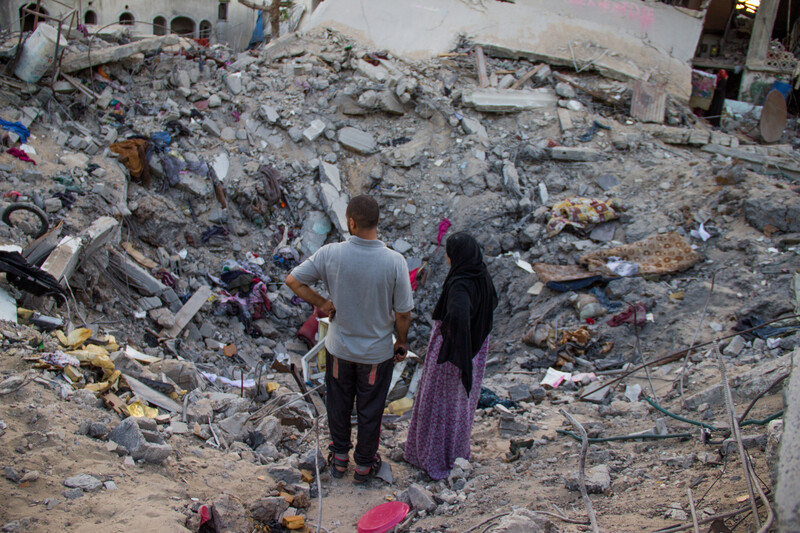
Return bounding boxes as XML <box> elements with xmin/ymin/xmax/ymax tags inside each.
<box><xmin>319</xmin><ymin>162</ymin><xmax>341</xmax><ymax>191</ymax></box>
<box><xmin>319</xmin><ymin>183</ymin><xmax>348</xmax><ymax>235</ymax></box>
<box><xmin>303</xmin><ymin>119</ymin><xmax>326</xmax><ymax>142</ymax></box>
<box><xmin>108</xmin><ymin>417</ymin><xmax>172</xmax><ymax>464</ymax></box>
<box><xmin>462</xmin><ymin>88</ymin><xmax>557</xmax><ymax>112</ymax></box>
<box><xmin>337</xmin><ymin>127</ymin><xmax>377</xmax><ymax>154</ymax></box>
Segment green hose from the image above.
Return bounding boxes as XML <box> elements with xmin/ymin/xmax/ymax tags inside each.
<box><xmin>556</xmin><ymin>429</ymin><xmax>694</xmax><ymax>443</ymax></box>
<box><xmin>643</xmin><ymin>396</ymin><xmax>718</xmax><ymax>431</ymax></box>
<box><xmin>740</xmin><ymin>410</ymin><xmax>784</xmax><ymax>427</ymax></box>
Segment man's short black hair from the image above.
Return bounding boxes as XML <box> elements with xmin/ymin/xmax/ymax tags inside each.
<box><xmin>346</xmin><ymin>195</ymin><xmax>380</xmax><ymax>230</ymax></box>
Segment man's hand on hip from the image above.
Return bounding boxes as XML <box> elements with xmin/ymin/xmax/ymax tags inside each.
<box><xmin>393</xmin><ymin>341</ymin><xmax>407</xmax><ymax>362</ymax></box>
<box><xmin>320</xmin><ymin>299</ymin><xmax>336</xmax><ymax>320</ymax></box>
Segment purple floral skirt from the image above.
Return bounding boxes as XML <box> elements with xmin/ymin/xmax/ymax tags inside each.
<box><xmin>404</xmin><ymin>321</ymin><xmax>489</xmax><ymax>480</ymax></box>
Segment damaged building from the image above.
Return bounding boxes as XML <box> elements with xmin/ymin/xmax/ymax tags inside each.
<box><xmin>0</xmin><ymin>0</ymin><xmax>798</xmax><ymax>532</ymax></box>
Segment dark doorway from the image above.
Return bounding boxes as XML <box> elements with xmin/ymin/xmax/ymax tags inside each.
<box><xmin>20</xmin><ymin>3</ymin><xmax>48</xmax><ymax>32</ymax></box>
<box><xmin>119</xmin><ymin>12</ymin><xmax>134</xmax><ymax>26</ymax></box>
<box><xmin>84</xmin><ymin>10</ymin><xmax>97</xmax><ymax>25</ymax></box>
<box><xmin>153</xmin><ymin>16</ymin><xmax>167</xmax><ymax>35</ymax></box>
<box><xmin>199</xmin><ymin>20</ymin><xmax>212</xmax><ymax>39</ymax></box>
<box><xmin>171</xmin><ymin>16</ymin><xmax>196</xmax><ymax>37</ymax></box>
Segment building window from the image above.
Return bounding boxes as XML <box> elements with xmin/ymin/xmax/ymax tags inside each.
<box><xmin>199</xmin><ymin>20</ymin><xmax>212</xmax><ymax>39</ymax></box>
<box><xmin>119</xmin><ymin>12</ymin><xmax>134</xmax><ymax>26</ymax></box>
<box><xmin>171</xmin><ymin>16</ymin><xmax>196</xmax><ymax>38</ymax></box>
<box><xmin>218</xmin><ymin>2</ymin><xmax>228</xmax><ymax>21</ymax></box>
<box><xmin>84</xmin><ymin>10</ymin><xmax>97</xmax><ymax>25</ymax></box>
<box><xmin>153</xmin><ymin>16</ymin><xmax>167</xmax><ymax>35</ymax></box>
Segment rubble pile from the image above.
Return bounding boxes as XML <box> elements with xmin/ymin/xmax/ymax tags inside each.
<box><xmin>0</xmin><ymin>20</ymin><xmax>797</xmax><ymax>533</ymax></box>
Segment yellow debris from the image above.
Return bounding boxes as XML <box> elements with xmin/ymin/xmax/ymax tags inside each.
<box><xmin>281</xmin><ymin>515</ymin><xmax>305</xmax><ymax>530</ymax></box>
<box><xmin>126</xmin><ymin>401</ymin><xmax>159</xmax><ymax>418</ymax></box>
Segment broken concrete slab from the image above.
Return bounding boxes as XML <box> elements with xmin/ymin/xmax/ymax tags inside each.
<box><xmin>337</xmin><ymin>127</ymin><xmax>377</xmax><ymax>154</ymax></box>
<box><xmin>319</xmin><ymin>162</ymin><xmax>341</xmax><ymax>191</ymax></box>
<box><xmin>109</xmin><ymin>251</ymin><xmax>168</xmax><ymax>297</ymax></box>
<box><xmin>123</xmin><ymin>374</ymin><xmax>182</xmax><ymax>413</ymax></box>
<box><xmin>462</xmin><ymin>88</ymin><xmax>556</xmax><ymax>112</ymax></box>
<box><xmin>60</xmin><ymin>35</ymin><xmax>179</xmax><ymax>73</ymax></box>
<box><xmin>163</xmin><ymin>285</ymin><xmax>213</xmax><ymax>338</ymax></box>
<box><xmin>319</xmin><ymin>183</ymin><xmax>349</xmax><ymax>235</ymax></box>
<box><xmin>41</xmin><ymin>236</ymin><xmax>82</xmax><ymax>283</ymax></box>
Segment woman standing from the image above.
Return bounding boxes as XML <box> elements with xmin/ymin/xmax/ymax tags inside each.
<box><xmin>404</xmin><ymin>232</ymin><xmax>499</xmax><ymax>480</ymax></box>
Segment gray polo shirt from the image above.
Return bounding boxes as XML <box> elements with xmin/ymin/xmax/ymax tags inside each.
<box><xmin>290</xmin><ymin>236</ymin><xmax>414</xmax><ymax>364</ymax></box>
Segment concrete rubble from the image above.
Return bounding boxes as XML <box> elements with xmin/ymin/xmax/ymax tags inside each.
<box><xmin>0</xmin><ymin>9</ymin><xmax>797</xmax><ymax>533</ymax></box>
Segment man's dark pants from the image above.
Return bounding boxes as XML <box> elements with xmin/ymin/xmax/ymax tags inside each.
<box><xmin>325</xmin><ymin>353</ymin><xmax>393</xmax><ymax>467</ymax></box>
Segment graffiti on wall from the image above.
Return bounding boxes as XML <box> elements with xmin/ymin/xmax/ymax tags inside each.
<box><xmin>567</xmin><ymin>0</ymin><xmax>656</xmax><ymax>32</ymax></box>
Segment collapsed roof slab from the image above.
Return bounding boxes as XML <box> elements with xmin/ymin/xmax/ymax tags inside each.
<box><xmin>301</xmin><ymin>0</ymin><xmax>705</xmax><ymax>101</ymax></box>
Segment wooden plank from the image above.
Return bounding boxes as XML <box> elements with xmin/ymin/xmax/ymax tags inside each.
<box><xmin>474</xmin><ymin>45</ymin><xmax>490</xmax><ymax>88</ymax></box>
<box><xmin>23</xmin><ymin>221</ymin><xmax>63</xmax><ymax>265</ymax></box>
<box><xmin>701</xmin><ymin>144</ymin><xmax>800</xmax><ymax>175</ymax></box>
<box><xmin>630</xmin><ymin>80</ymin><xmax>667</xmax><ymax>124</ymax></box>
<box><xmin>163</xmin><ymin>286</ymin><xmax>213</xmax><ymax>338</ymax></box>
<box><xmin>122</xmin><ymin>242</ymin><xmax>158</xmax><ymax>270</ymax></box>
<box><xmin>511</xmin><ymin>63</ymin><xmax>545</xmax><ymax>90</ymax></box>
<box><xmin>123</xmin><ymin>373</ymin><xmax>182</xmax><ymax>413</ymax></box>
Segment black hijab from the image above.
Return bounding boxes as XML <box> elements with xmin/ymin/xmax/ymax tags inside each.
<box><xmin>432</xmin><ymin>232</ymin><xmax>499</xmax><ymax>395</ymax></box>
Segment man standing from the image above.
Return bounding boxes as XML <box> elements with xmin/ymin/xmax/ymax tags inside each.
<box><xmin>286</xmin><ymin>195</ymin><xmax>413</xmax><ymax>483</ymax></box>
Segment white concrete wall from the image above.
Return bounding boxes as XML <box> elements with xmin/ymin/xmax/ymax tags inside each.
<box><xmin>300</xmin><ymin>0</ymin><xmax>704</xmax><ymax>99</ymax></box>
<box><xmin>2</xmin><ymin>0</ymin><xmax>259</xmax><ymax>51</ymax></box>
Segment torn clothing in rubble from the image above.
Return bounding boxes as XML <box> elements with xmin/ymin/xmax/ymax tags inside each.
<box><xmin>7</xmin><ymin>148</ymin><xmax>35</xmax><ymax>165</ymax></box>
<box><xmin>535</xmin><ymin>232</ymin><xmax>701</xmax><ymax>291</ymax></box>
<box><xmin>257</xmin><ymin>164</ymin><xmax>282</xmax><ymax>205</ymax></box>
<box><xmin>110</xmin><ymin>138</ymin><xmax>152</xmax><ymax>186</ymax></box>
<box><xmin>0</xmin><ymin>119</ymin><xmax>31</xmax><ymax>144</ymax></box>
<box><xmin>580</xmin><ymin>232</ymin><xmax>700</xmax><ymax>277</ymax></box>
<box><xmin>546</xmin><ymin>197</ymin><xmax>623</xmax><ymax>237</ymax></box>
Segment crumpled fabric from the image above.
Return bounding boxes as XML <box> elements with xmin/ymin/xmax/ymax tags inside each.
<box><xmin>409</xmin><ymin>267</ymin><xmax>419</xmax><ymax>291</ymax></box>
<box><xmin>477</xmin><ymin>387</ymin><xmax>517</xmax><ymax>409</ymax></box>
<box><xmin>161</xmin><ymin>151</ymin><xmax>186</xmax><ymax>187</ymax></box>
<box><xmin>7</xmin><ymin>148</ymin><xmax>35</xmax><ymax>164</ymax></box>
<box><xmin>607</xmin><ymin>303</ymin><xmax>647</xmax><ymax>327</ymax></box>
<box><xmin>110</xmin><ymin>138</ymin><xmax>151</xmax><ymax>185</ymax></box>
<box><xmin>151</xmin><ymin>131</ymin><xmax>172</xmax><ymax>151</ymax></box>
<box><xmin>580</xmin><ymin>232</ymin><xmax>701</xmax><ymax>277</ymax></box>
<box><xmin>546</xmin><ymin>197</ymin><xmax>623</xmax><ymax>237</ymax></box>
<box><xmin>732</xmin><ymin>315</ymin><xmax>800</xmax><ymax>341</ymax></box>
<box><xmin>202</xmin><ymin>225</ymin><xmax>229</xmax><ymax>244</ymax></box>
<box><xmin>257</xmin><ymin>164</ymin><xmax>282</xmax><ymax>204</ymax></box>
<box><xmin>0</xmin><ymin>119</ymin><xmax>30</xmax><ymax>144</ymax></box>
<box><xmin>437</xmin><ymin>218</ymin><xmax>452</xmax><ymax>249</ymax></box>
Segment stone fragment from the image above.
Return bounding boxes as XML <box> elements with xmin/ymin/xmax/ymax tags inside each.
<box><xmin>249</xmin><ymin>497</ymin><xmax>290</xmax><ymax>523</ymax></box>
<box><xmin>203</xmin><ymin>119</ymin><xmax>221</xmax><ymax>138</ymax></box>
<box><xmin>565</xmin><ymin>464</ymin><xmax>611</xmax><ymax>493</ymax></box>
<box><xmin>724</xmin><ymin>335</ymin><xmax>746</xmax><ymax>356</ymax></box>
<box><xmin>596</xmin><ymin>173</ymin><xmax>620</xmax><ymax>191</ymax></box>
<box><xmin>392</xmin><ymin>238</ymin><xmax>412</xmax><ymax>254</ymax></box>
<box><xmin>337</xmin><ymin>127</ymin><xmax>377</xmax><ymax>154</ymax></box>
<box><xmin>405</xmin><ymin>483</ymin><xmax>436</xmax><ymax>512</ymax></box>
<box><xmin>108</xmin><ymin>417</ymin><xmax>172</xmax><ymax>464</ymax></box>
<box><xmin>555</xmin><ymin>81</ymin><xmax>576</xmax><ymax>98</ymax></box>
<box><xmin>148</xmin><ymin>307</ymin><xmax>175</xmax><ymax>329</ymax></box>
<box><xmin>267</xmin><ymin>465</ymin><xmax>302</xmax><ymax>484</ymax></box>
<box><xmin>303</xmin><ymin>119</ymin><xmax>326</xmax><ymax>142</ymax></box>
<box><xmin>63</xmin><ymin>474</ymin><xmax>102</xmax><ymax>492</ymax></box>
<box><xmin>220</xmin><ymin>127</ymin><xmax>236</xmax><ymax>142</ymax></box>
<box><xmin>319</xmin><ymin>183</ymin><xmax>348</xmax><ymax>235</ymax></box>
<box><xmin>225</xmin><ymin>72</ymin><xmax>243</xmax><ymax>95</ymax></box>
